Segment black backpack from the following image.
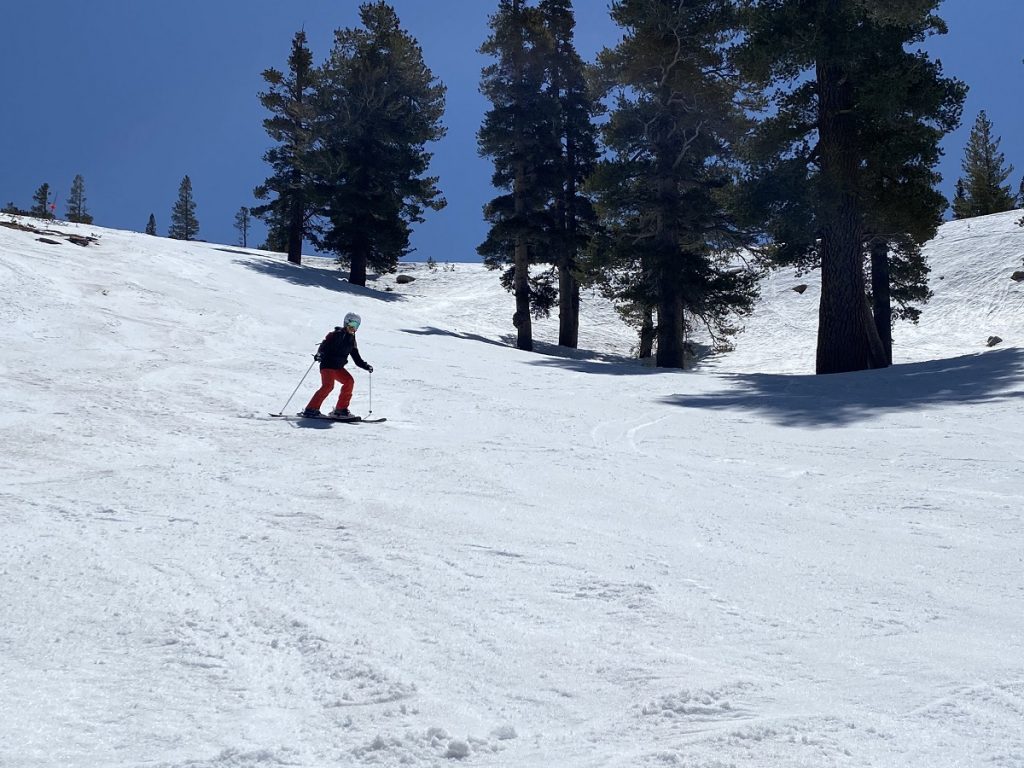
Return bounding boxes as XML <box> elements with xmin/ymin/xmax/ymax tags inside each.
<box><xmin>317</xmin><ymin>328</ymin><xmax>348</xmax><ymax>366</ymax></box>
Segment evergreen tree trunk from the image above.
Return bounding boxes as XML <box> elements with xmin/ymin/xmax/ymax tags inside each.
<box><xmin>870</xmin><ymin>238</ymin><xmax>893</xmax><ymax>366</ymax></box>
<box><xmin>639</xmin><ymin>306</ymin><xmax>656</xmax><ymax>359</ymax></box>
<box><xmin>512</xmin><ymin>0</ymin><xmax>534</xmax><ymax>353</ymax></box>
<box><xmin>558</xmin><ymin>132</ymin><xmax>580</xmax><ymax>348</ymax></box>
<box><xmin>814</xmin><ymin>51</ymin><xmax>886</xmax><ymax>375</ymax></box>
<box><xmin>287</xmin><ymin>171</ymin><xmax>304</xmax><ymax>265</ymax></box>
<box><xmin>656</xmin><ymin>281</ymin><xmax>685</xmax><ymax>368</ymax></box>
<box><xmin>285</xmin><ymin>48</ymin><xmax>309</xmax><ymax>267</ymax></box>
<box><xmin>513</xmin><ymin>160</ymin><xmax>533</xmax><ymax>351</ymax></box>
<box><xmin>349</xmin><ymin>232</ymin><xmax>369</xmax><ymax>287</ymax></box>
<box><xmin>557</xmin><ymin>262</ymin><xmax>579</xmax><ymax>348</ymax></box>
<box><xmin>654</xmin><ymin>167</ymin><xmax>685</xmax><ymax>368</ymax></box>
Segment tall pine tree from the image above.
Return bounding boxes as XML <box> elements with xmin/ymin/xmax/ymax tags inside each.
<box><xmin>538</xmin><ymin>0</ymin><xmax>600</xmax><ymax>349</ymax></box>
<box><xmin>168</xmin><ymin>175</ymin><xmax>199</xmax><ymax>241</ymax></box>
<box><xmin>952</xmin><ymin>111</ymin><xmax>1017</xmax><ymax>219</ymax></box>
<box><xmin>145</xmin><ymin>214</ymin><xmax>157</xmax><ymax>235</ymax></box>
<box><xmin>857</xmin><ymin>19</ymin><xmax>963</xmax><ymax>364</ymax></box>
<box><xmin>253</xmin><ymin>30</ymin><xmax>318</xmax><ymax>265</ymax></box>
<box><xmin>235</xmin><ymin>206</ymin><xmax>251</xmax><ymax>247</ymax></box>
<box><xmin>30</xmin><ymin>183</ymin><xmax>53</xmax><ymax>219</ymax></box>
<box><xmin>478</xmin><ymin>0</ymin><xmax>562</xmax><ymax>351</ymax></box>
<box><xmin>312</xmin><ymin>2</ymin><xmax>446</xmax><ymax>287</ymax></box>
<box><xmin>738</xmin><ymin>0</ymin><xmax>962</xmax><ymax>374</ymax></box>
<box><xmin>66</xmin><ymin>174</ymin><xmax>93</xmax><ymax>224</ymax></box>
<box><xmin>590</xmin><ymin>0</ymin><xmax>759</xmax><ymax>368</ymax></box>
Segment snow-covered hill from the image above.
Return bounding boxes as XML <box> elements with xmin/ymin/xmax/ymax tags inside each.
<box><xmin>2</xmin><ymin>212</ymin><xmax>1023</xmax><ymax>768</ymax></box>
<box><xmin>712</xmin><ymin>208</ymin><xmax>1024</xmax><ymax>374</ymax></box>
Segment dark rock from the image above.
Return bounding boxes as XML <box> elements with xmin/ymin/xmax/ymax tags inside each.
<box><xmin>1010</xmin><ymin>271</ymin><xmax>1024</xmax><ymax>282</ymax></box>
<box><xmin>792</xmin><ymin>284</ymin><xmax>808</xmax><ymax>294</ymax></box>
<box><xmin>396</xmin><ymin>274</ymin><xmax>416</xmax><ymax>284</ymax></box>
<box><xmin>986</xmin><ymin>336</ymin><xmax>1003</xmax><ymax>347</ymax></box>
<box><xmin>1</xmin><ymin>220</ymin><xmax>35</xmax><ymax>233</ymax></box>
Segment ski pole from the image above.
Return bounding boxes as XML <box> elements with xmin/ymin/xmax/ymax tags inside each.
<box><xmin>368</xmin><ymin>369</ymin><xmax>373</xmax><ymax>415</ymax></box>
<box><xmin>272</xmin><ymin>357</ymin><xmax>316</xmax><ymax>416</ymax></box>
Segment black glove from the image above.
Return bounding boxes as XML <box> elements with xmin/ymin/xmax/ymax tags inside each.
<box><xmin>365</xmin><ymin>364</ymin><xmax>374</xmax><ymax>373</ymax></box>
<box><xmin>313</xmin><ymin>353</ymin><xmax>321</xmax><ymax>361</ymax></box>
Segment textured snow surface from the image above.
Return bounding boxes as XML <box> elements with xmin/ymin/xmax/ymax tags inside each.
<box><xmin>2</xmin><ymin>211</ymin><xmax>1024</xmax><ymax>767</ymax></box>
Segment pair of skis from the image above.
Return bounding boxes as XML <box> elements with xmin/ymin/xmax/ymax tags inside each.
<box><xmin>270</xmin><ymin>412</ymin><xmax>387</xmax><ymax>424</ymax></box>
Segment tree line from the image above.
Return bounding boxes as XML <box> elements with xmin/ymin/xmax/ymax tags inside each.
<box><xmin>2</xmin><ymin>173</ymin><xmax>217</xmax><ymax>243</ymax></box>
<box><xmin>249</xmin><ymin>0</ymin><xmax>1021</xmax><ymax>374</ymax></box>
<box><xmin>5</xmin><ymin>1</ymin><xmax>1022</xmax><ymax>374</ymax></box>
<box><xmin>4</xmin><ymin>175</ymin><xmax>94</xmax><ymax>224</ymax></box>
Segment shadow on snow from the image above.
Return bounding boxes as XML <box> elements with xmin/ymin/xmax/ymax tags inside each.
<box><xmin>285</xmin><ymin>418</ymin><xmax>336</xmax><ymax>430</ymax></box>
<box><xmin>662</xmin><ymin>347</ymin><xmax>1024</xmax><ymax>427</ymax></box>
<box><xmin>400</xmin><ymin>326</ymin><xmax>508</xmax><ymax>349</ymax></box>
<box><xmin>234</xmin><ymin>257</ymin><xmax>406</xmax><ymax>303</ymax></box>
<box><xmin>400</xmin><ymin>326</ymin><xmax>651</xmax><ymax>372</ymax></box>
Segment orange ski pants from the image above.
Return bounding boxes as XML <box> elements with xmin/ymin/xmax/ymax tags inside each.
<box><xmin>305</xmin><ymin>368</ymin><xmax>354</xmax><ymax>411</ymax></box>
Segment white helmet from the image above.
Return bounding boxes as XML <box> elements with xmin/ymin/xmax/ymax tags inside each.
<box><xmin>343</xmin><ymin>312</ymin><xmax>362</xmax><ymax>329</ymax></box>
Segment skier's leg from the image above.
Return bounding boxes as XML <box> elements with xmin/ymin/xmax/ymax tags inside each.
<box><xmin>336</xmin><ymin>369</ymin><xmax>355</xmax><ymax>410</ymax></box>
<box><xmin>305</xmin><ymin>369</ymin><xmax>335</xmax><ymax>411</ymax></box>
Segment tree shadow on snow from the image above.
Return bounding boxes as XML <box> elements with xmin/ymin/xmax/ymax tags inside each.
<box><xmin>662</xmin><ymin>347</ymin><xmax>1024</xmax><ymax>427</ymax></box>
<box><xmin>400</xmin><ymin>326</ymin><xmax>509</xmax><ymax>348</ymax></box>
<box><xmin>528</xmin><ymin>348</ymin><xmax>660</xmax><ymax>375</ymax></box>
<box><xmin>235</xmin><ymin>258</ymin><xmax>405</xmax><ymax>303</ymax></box>
<box><xmin>401</xmin><ymin>326</ymin><xmax>652</xmax><ymax>373</ymax></box>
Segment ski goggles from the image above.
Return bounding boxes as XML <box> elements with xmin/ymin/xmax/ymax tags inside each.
<box><xmin>346</xmin><ymin>319</ymin><xmax>360</xmax><ymax>329</ymax></box>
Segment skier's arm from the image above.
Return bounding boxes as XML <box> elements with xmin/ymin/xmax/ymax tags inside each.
<box><xmin>350</xmin><ymin>342</ymin><xmax>372</xmax><ymax>372</ymax></box>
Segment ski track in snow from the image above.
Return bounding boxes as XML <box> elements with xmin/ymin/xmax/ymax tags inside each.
<box><xmin>2</xmin><ymin>213</ymin><xmax>1024</xmax><ymax>767</ymax></box>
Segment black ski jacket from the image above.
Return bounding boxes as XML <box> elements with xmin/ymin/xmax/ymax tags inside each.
<box><xmin>317</xmin><ymin>328</ymin><xmax>370</xmax><ymax>371</ymax></box>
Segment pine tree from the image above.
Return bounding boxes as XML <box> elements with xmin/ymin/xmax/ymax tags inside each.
<box><xmin>538</xmin><ymin>0</ymin><xmax>600</xmax><ymax>349</ymax></box>
<box><xmin>234</xmin><ymin>206</ymin><xmax>251</xmax><ymax>247</ymax></box>
<box><xmin>853</xmin><ymin>16</ymin><xmax>964</xmax><ymax>364</ymax></box>
<box><xmin>253</xmin><ymin>30</ymin><xmax>318</xmax><ymax>265</ymax></box>
<box><xmin>952</xmin><ymin>111</ymin><xmax>1017</xmax><ymax>219</ymax></box>
<box><xmin>30</xmin><ymin>183</ymin><xmax>53</xmax><ymax>219</ymax></box>
<box><xmin>65</xmin><ymin>174</ymin><xmax>93</xmax><ymax>224</ymax></box>
<box><xmin>737</xmin><ymin>0</ymin><xmax>963</xmax><ymax>374</ymax></box>
<box><xmin>168</xmin><ymin>175</ymin><xmax>199</xmax><ymax>240</ymax></box>
<box><xmin>952</xmin><ymin>179</ymin><xmax>967</xmax><ymax>215</ymax></box>
<box><xmin>258</xmin><ymin>208</ymin><xmax>290</xmax><ymax>252</ymax></box>
<box><xmin>145</xmin><ymin>214</ymin><xmax>157</xmax><ymax>235</ymax></box>
<box><xmin>478</xmin><ymin>0</ymin><xmax>561</xmax><ymax>351</ymax></box>
<box><xmin>312</xmin><ymin>2</ymin><xmax>447</xmax><ymax>287</ymax></box>
<box><xmin>590</xmin><ymin>0</ymin><xmax>759</xmax><ymax>368</ymax></box>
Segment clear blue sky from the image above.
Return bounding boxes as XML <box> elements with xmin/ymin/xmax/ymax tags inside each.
<box><xmin>1</xmin><ymin>1</ymin><xmax>1021</xmax><ymax>261</ymax></box>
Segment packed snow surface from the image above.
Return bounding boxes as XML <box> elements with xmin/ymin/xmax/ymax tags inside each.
<box><xmin>2</xmin><ymin>211</ymin><xmax>1024</xmax><ymax>767</ymax></box>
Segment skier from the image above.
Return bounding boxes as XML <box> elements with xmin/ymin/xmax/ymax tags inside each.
<box><xmin>301</xmin><ymin>312</ymin><xmax>374</xmax><ymax>419</ymax></box>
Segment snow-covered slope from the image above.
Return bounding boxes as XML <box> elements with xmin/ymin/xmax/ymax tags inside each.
<box><xmin>715</xmin><ymin>208</ymin><xmax>1024</xmax><ymax>374</ymax></box>
<box><xmin>2</xmin><ymin>212</ymin><xmax>1023</xmax><ymax>768</ymax></box>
